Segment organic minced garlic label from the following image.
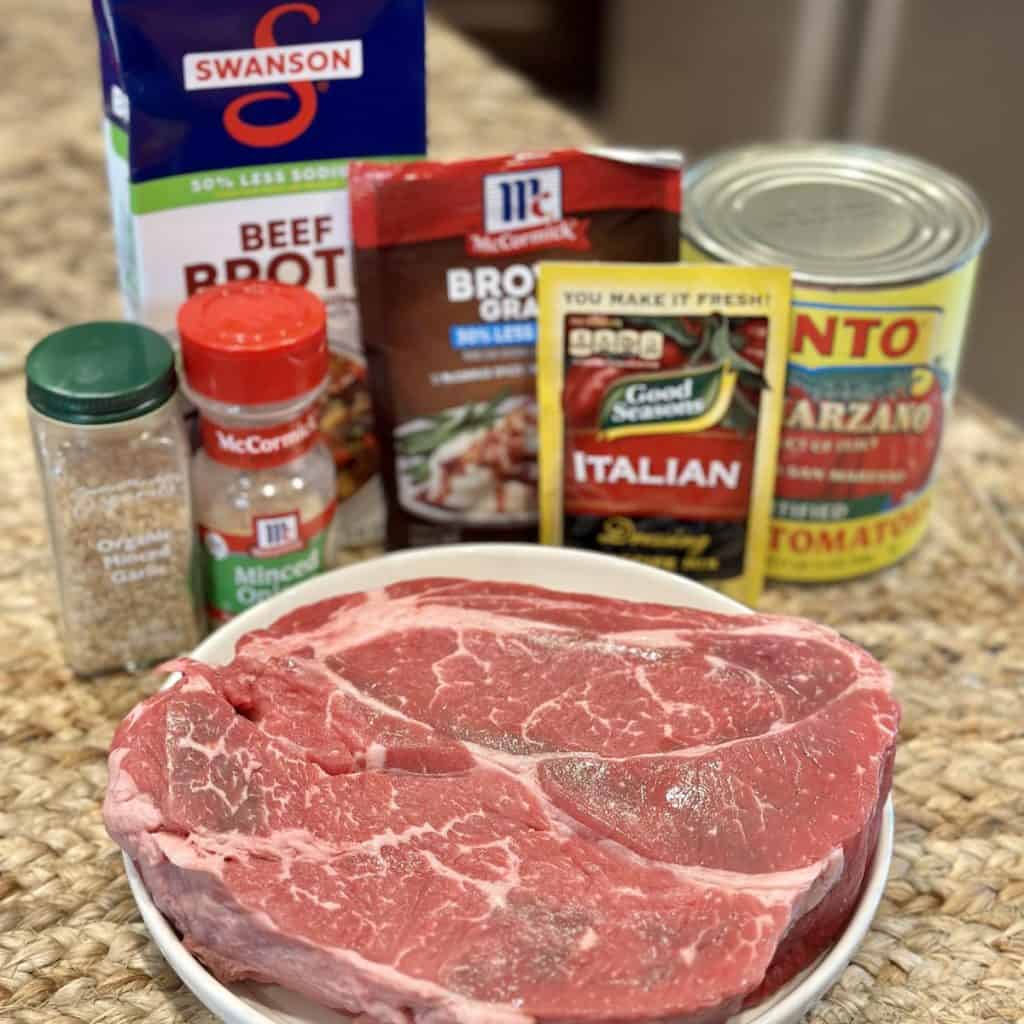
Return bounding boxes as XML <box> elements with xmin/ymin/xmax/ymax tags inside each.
<box><xmin>52</xmin><ymin>458</ymin><xmax>203</xmax><ymax>671</ymax></box>
<box><xmin>26</xmin><ymin>321</ymin><xmax>204</xmax><ymax>676</ymax></box>
<box><xmin>537</xmin><ymin>262</ymin><xmax>791</xmax><ymax>606</ymax></box>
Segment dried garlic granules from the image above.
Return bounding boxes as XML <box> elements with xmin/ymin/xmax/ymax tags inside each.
<box><xmin>26</xmin><ymin>323</ymin><xmax>204</xmax><ymax>675</ymax></box>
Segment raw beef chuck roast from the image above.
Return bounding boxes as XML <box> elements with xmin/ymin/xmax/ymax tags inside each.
<box><xmin>103</xmin><ymin>579</ymin><xmax>898</xmax><ymax>1024</ymax></box>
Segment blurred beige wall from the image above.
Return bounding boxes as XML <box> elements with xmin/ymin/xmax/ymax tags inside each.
<box><xmin>602</xmin><ymin>0</ymin><xmax>1022</xmax><ymax>423</ymax></box>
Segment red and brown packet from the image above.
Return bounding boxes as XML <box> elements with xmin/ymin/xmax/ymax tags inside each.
<box><xmin>350</xmin><ymin>148</ymin><xmax>682</xmax><ymax>550</ymax></box>
<box><xmin>537</xmin><ymin>262</ymin><xmax>791</xmax><ymax>605</ymax></box>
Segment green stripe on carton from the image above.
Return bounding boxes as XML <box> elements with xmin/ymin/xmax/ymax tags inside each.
<box><xmin>129</xmin><ymin>154</ymin><xmax>421</xmax><ymax>214</ymax></box>
<box><xmin>110</xmin><ymin>123</ymin><xmax>129</xmax><ymax>159</ymax></box>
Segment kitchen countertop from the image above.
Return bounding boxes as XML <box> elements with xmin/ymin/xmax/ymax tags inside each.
<box><xmin>2</xmin><ymin>4</ymin><xmax>1022</xmax><ymax>1023</ymax></box>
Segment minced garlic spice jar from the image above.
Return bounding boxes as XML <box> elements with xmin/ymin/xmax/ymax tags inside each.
<box><xmin>26</xmin><ymin>323</ymin><xmax>204</xmax><ymax>675</ymax></box>
<box><xmin>177</xmin><ymin>281</ymin><xmax>336</xmax><ymax>624</ymax></box>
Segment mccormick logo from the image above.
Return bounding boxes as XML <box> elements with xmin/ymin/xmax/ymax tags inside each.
<box><xmin>182</xmin><ymin>3</ymin><xmax>364</xmax><ymax>149</ymax></box>
<box><xmin>201</xmin><ymin>408</ymin><xmax>321</xmax><ymax>467</ymax></box>
<box><xmin>253</xmin><ymin>511</ymin><xmax>302</xmax><ymax>554</ymax></box>
<box><xmin>483</xmin><ymin>167</ymin><xmax>563</xmax><ymax>233</ymax></box>
<box><xmin>470</xmin><ymin>166</ymin><xmax>589</xmax><ymax>256</ymax></box>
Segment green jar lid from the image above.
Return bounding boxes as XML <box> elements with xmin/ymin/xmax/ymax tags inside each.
<box><xmin>26</xmin><ymin>322</ymin><xmax>178</xmax><ymax>425</ymax></box>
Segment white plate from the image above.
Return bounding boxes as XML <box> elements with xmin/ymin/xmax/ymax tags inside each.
<box><xmin>123</xmin><ymin>544</ymin><xmax>894</xmax><ymax>1024</ymax></box>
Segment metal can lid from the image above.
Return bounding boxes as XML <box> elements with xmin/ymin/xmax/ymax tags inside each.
<box><xmin>177</xmin><ymin>281</ymin><xmax>328</xmax><ymax>406</ymax></box>
<box><xmin>26</xmin><ymin>322</ymin><xmax>177</xmax><ymax>425</ymax></box>
<box><xmin>683</xmin><ymin>143</ymin><xmax>989</xmax><ymax>287</ymax></box>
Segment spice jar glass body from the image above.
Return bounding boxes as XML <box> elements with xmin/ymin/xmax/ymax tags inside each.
<box><xmin>190</xmin><ymin>388</ymin><xmax>337</xmax><ymax>624</ymax></box>
<box><xmin>178</xmin><ymin>280</ymin><xmax>337</xmax><ymax>623</ymax></box>
<box><xmin>29</xmin><ymin>397</ymin><xmax>204</xmax><ymax>675</ymax></box>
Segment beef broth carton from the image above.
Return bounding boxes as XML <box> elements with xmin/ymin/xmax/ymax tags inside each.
<box><xmin>91</xmin><ymin>0</ymin><xmax>426</xmax><ymax>547</ymax></box>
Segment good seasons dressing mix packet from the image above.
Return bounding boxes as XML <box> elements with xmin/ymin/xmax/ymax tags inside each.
<box><xmin>537</xmin><ymin>263</ymin><xmax>791</xmax><ymax>605</ymax></box>
<box><xmin>90</xmin><ymin>0</ymin><xmax>426</xmax><ymax>547</ymax></box>
<box><xmin>350</xmin><ymin>149</ymin><xmax>682</xmax><ymax>549</ymax></box>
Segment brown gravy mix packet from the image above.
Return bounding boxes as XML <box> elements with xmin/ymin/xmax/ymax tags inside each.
<box><xmin>350</xmin><ymin>148</ymin><xmax>681</xmax><ymax>549</ymax></box>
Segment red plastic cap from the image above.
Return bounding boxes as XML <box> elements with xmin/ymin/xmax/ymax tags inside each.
<box><xmin>177</xmin><ymin>281</ymin><xmax>328</xmax><ymax>405</ymax></box>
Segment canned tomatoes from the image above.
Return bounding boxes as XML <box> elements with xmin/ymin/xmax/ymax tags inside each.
<box><xmin>683</xmin><ymin>143</ymin><xmax>989</xmax><ymax>582</ymax></box>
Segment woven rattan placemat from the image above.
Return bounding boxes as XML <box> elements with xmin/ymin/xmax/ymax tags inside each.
<box><xmin>2</xmin><ymin>3</ymin><xmax>1023</xmax><ymax>1021</ymax></box>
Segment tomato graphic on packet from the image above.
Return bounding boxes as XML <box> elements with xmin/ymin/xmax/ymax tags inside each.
<box><xmin>563</xmin><ymin>364</ymin><xmax>629</xmax><ymax>427</ymax></box>
<box><xmin>736</xmin><ymin>319</ymin><xmax>767</xmax><ymax>368</ymax></box>
<box><xmin>659</xmin><ymin>340</ymin><xmax>687</xmax><ymax>369</ymax></box>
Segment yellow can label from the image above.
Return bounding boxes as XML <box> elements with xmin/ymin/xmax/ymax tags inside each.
<box><xmin>768</xmin><ymin>491</ymin><xmax>932</xmax><ymax>580</ymax></box>
<box><xmin>682</xmin><ymin>239</ymin><xmax>980</xmax><ymax>581</ymax></box>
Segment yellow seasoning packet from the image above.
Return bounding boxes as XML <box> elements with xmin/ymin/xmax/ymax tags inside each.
<box><xmin>537</xmin><ymin>262</ymin><xmax>791</xmax><ymax>606</ymax></box>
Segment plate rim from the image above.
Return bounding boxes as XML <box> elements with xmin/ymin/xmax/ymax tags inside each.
<box><xmin>189</xmin><ymin>544</ymin><xmax>751</xmax><ymax>667</ymax></box>
<box><xmin>123</xmin><ymin>543</ymin><xmax>893</xmax><ymax>1024</ymax></box>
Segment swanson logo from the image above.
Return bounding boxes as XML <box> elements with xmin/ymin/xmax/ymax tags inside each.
<box><xmin>182</xmin><ymin>2</ymin><xmax>364</xmax><ymax>149</ymax></box>
<box><xmin>596</xmin><ymin>362</ymin><xmax>738</xmax><ymax>441</ymax></box>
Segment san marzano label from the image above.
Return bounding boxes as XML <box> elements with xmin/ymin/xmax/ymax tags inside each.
<box><xmin>767</xmin><ymin>290</ymin><xmax>962</xmax><ymax>580</ymax></box>
<box><xmin>775</xmin><ymin>302</ymin><xmax>948</xmax><ymax>537</ymax></box>
<box><xmin>791</xmin><ymin>307</ymin><xmax>940</xmax><ymax>364</ymax></box>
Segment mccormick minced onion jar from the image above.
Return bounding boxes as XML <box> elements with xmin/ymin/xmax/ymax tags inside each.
<box><xmin>178</xmin><ymin>281</ymin><xmax>337</xmax><ymax>624</ymax></box>
<box><xmin>682</xmin><ymin>143</ymin><xmax>989</xmax><ymax>582</ymax></box>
